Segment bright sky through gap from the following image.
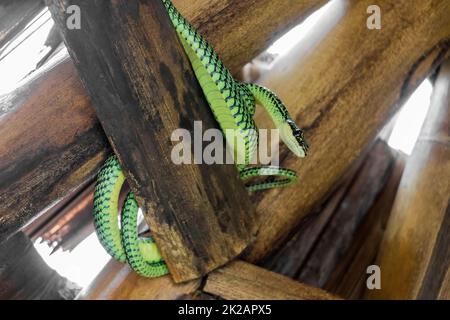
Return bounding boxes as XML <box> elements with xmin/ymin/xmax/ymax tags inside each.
<box><xmin>34</xmin><ymin>233</ymin><xmax>111</xmax><ymax>288</ymax></box>
<box><xmin>387</xmin><ymin>79</ymin><xmax>433</xmax><ymax>155</ymax></box>
<box><xmin>266</xmin><ymin>2</ymin><xmax>333</xmax><ymax>56</ymax></box>
<box><xmin>0</xmin><ymin>9</ymin><xmax>53</xmax><ymax>96</ymax></box>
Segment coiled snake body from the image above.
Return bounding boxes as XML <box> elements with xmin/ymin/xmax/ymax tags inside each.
<box><xmin>93</xmin><ymin>0</ymin><xmax>309</xmax><ymax>277</ymax></box>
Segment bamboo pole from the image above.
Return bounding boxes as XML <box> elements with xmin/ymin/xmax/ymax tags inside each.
<box><xmin>366</xmin><ymin>60</ymin><xmax>450</xmax><ymax>300</ymax></box>
<box><xmin>244</xmin><ymin>0</ymin><xmax>450</xmax><ymax>261</ymax></box>
<box><xmin>203</xmin><ymin>261</ymin><xmax>339</xmax><ymax>300</ymax></box>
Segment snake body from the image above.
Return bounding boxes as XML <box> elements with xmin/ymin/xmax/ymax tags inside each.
<box><xmin>93</xmin><ymin>0</ymin><xmax>308</xmax><ymax>277</ymax></box>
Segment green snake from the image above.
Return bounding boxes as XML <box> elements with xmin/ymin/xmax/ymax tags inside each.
<box><xmin>93</xmin><ymin>0</ymin><xmax>309</xmax><ymax>278</ymax></box>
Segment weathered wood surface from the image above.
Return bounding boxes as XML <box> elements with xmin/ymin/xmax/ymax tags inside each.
<box><xmin>325</xmin><ymin>154</ymin><xmax>405</xmax><ymax>299</ymax></box>
<box><xmin>244</xmin><ymin>0</ymin><xmax>450</xmax><ymax>262</ymax></box>
<box><xmin>0</xmin><ymin>0</ymin><xmax>45</xmax><ymax>51</ymax></box>
<box><xmin>366</xmin><ymin>61</ymin><xmax>450</xmax><ymax>300</ymax></box>
<box><xmin>261</xmin><ymin>140</ymin><xmax>399</xmax><ymax>294</ymax></box>
<box><xmin>0</xmin><ymin>54</ymin><xmax>110</xmax><ymax>243</ymax></box>
<box><xmin>0</xmin><ymin>232</ymin><xmax>80</xmax><ymax>300</ymax></box>
<box><xmin>48</xmin><ymin>0</ymin><xmax>257</xmax><ymax>282</ymax></box>
<box><xmin>2</xmin><ymin>0</ymin><xmax>450</xmax><ymax>268</ymax></box>
<box><xmin>0</xmin><ymin>0</ymin><xmax>325</xmax><ymax>244</ymax></box>
<box><xmin>80</xmin><ymin>259</ymin><xmax>336</xmax><ymax>300</ymax></box>
<box><xmin>294</xmin><ymin>141</ymin><xmax>395</xmax><ymax>287</ymax></box>
<box><xmin>78</xmin><ymin>259</ymin><xmax>200</xmax><ymax>300</ymax></box>
<box><xmin>203</xmin><ymin>261</ymin><xmax>339</xmax><ymax>300</ymax></box>
<box><xmin>175</xmin><ymin>0</ymin><xmax>328</xmax><ymax>75</ymax></box>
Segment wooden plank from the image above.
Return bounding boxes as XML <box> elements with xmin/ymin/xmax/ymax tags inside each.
<box><xmin>0</xmin><ymin>232</ymin><xmax>80</xmax><ymax>299</ymax></box>
<box><xmin>295</xmin><ymin>141</ymin><xmax>395</xmax><ymax>287</ymax></box>
<box><xmin>0</xmin><ymin>0</ymin><xmax>325</xmax><ymax>244</ymax></box>
<box><xmin>261</xmin><ymin>140</ymin><xmax>397</xmax><ymax>289</ymax></box>
<box><xmin>260</xmin><ymin>158</ymin><xmax>361</xmax><ymax>278</ymax></box>
<box><xmin>79</xmin><ymin>259</ymin><xmax>336</xmax><ymax>300</ymax></box>
<box><xmin>244</xmin><ymin>0</ymin><xmax>450</xmax><ymax>262</ymax></box>
<box><xmin>324</xmin><ymin>154</ymin><xmax>406</xmax><ymax>299</ymax></box>
<box><xmin>366</xmin><ymin>60</ymin><xmax>450</xmax><ymax>300</ymax></box>
<box><xmin>48</xmin><ymin>0</ymin><xmax>257</xmax><ymax>282</ymax></box>
<box><xmin>203</xmin><ymin>260</ymin><xmax>339</xmax><ymax>300</ymax></box>
<box><xmin>0</xmin><ymin>55</ymin><xmax>110</xmax><ymax>243</ymax></box>
<box><xmin>78</xmin><ymin>259</ymin><xmax>200</xmax><ymax>300</ymax></box>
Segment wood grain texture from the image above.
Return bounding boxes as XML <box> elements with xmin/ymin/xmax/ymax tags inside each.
<box><xmin>244</xmin><ymin>0</ymin><xmax>450</xmax><ymax>262</ymax></box>
<box><xmin>174</xmin><ymin>0</ymin><xmax>328</xmax><ymax>75</ymax></box>
<box><xmin>0</xmin><ymin>0</ymin><xmax>324</xmax><ymax>244</ymax></box>
<box><xmin>261</xmin><ymin>140</ymin><xmax>400</xmax><ymax>296</ymax></box>
<box><xmin>295</xmin><ymin>141</ymin><xmax>395</xmax><ymax>287</ymax></box>
<box><xmin>0</xmin><ymin>54</ymin><xmax>110</xmax><ymax>243</ymax></box>
<box><xmin>203</xmin><ymin>260</ymin><xmax>338</xmax><ymax>300</ymax></box>
<box><xmin>78</xmin><ymin>259</ymin><xmax>200</xmax><ymax>300</ymax></box>
<box><xmin>324</xmin><ymin>154</ymin><xmax>405</xmax><ymax>299</ymax></box>
<box><xmin>366</xmin><ymin>61</ymin><xmax>450</xmax><ymax>300</ymax></box>
<box><xmin>48</xmin><ymin>0</ymin><xmax>257</xmax><ymax>282</ymax></box>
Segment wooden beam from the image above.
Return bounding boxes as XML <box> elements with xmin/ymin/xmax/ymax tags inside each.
<box><xmin>366</xmin><ymin>60</ymin><xmax>450</xmax><ymax>300</ymax></box>
<box><xmin>244</xmin><ymin>0</ymin><xmax>450</xmax><ymax>262</ymax></box>
<box><xmin>48</xmin><ymin>0</ymin><xmax>257</xmax><ymax>282</ymax></box>
<box><xmin>324</xmin><ymin>154</ymin><xmax>406</xmax><ymax>299</ymax></box>
<box><xmin>79</xmin><ymin>259</ymin><xmax>337</xmax><ymax>300</ymax></box>
<box><xmin>0</xmin><ymin>56</ymin><xmax>110</xmax><ymax>243</ymax></box>
<box><xmin>294</xmin><ymin>141</ymin><xmax>395</xmax><ymax>287</ymax></box>
<box><xmin>261</xmin><ymin>140</ymin><xmax>399</xmax><ymax>291</ymax></box>
<box><xmin>203</xmin><ymin>261</ymin><xmax>339</xmax><ymax>300</ymax></box>
<box><xmin>78</xmin><ymin>259</ymin><xmax>200</xmax><ymax>300</ymax></box>
<box><xmin>0</xmin><ymin>0</ymin><xmax>325</xmax><ymax>244</ymax></box>
<box><xmin>175</xmin><ymin>0</ymin><xmax>328</xmax><ymax>74</ymax></box>
<box><xmin>2</xmin><ymin>0</ymin><xmax>450</xmax><ymax>267</ymax></box>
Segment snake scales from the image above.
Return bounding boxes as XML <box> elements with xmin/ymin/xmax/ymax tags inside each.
<box><xmin>93</xmin><ymin>0</ymin><xmax>309</xmax><ymax>277</ymax></box>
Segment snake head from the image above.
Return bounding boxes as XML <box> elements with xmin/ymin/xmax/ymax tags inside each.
<box><xmin>281</xmin><ymin>119</ymin><xmax>309</xmax><ymax>158</ymax></box>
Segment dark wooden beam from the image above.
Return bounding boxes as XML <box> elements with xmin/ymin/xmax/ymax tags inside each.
<box><xmin>0</xmin><ymin>0</ymin><xmax>324</xmax><ymax>245</ymax></box>
<box><xmin>47</xmin><ymin>0</ymin><xmax>256</xmax><ymax>282</ymax></box>
<box><xmin>324</xmin><ymin>154</ymin><xmax>405</xmax><ymax>299</ymax></box>
<box><xmin>0</xmin><ymin>56</ymin><xmax>110</xmax><ymax>243</ymax></box>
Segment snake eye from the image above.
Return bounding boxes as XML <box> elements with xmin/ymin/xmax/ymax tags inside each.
<box><xmin>287</xmin><ymin>119</ymin><xmax>309</xmax><ymax>153</ymax></box>
<box><xmin>287</xmin><ymin>119</ymin><xmax>303</xmax><ymax>138</ymax></box>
